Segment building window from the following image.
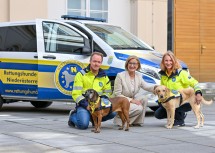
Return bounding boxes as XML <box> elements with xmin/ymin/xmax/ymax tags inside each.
<box><xmin>67</xmin><ymin>0</ymin><xmax>108</xmax><ymax>20</ymax></box>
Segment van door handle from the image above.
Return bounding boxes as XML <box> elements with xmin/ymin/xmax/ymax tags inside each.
<box><xmin>34</xmin><ymin>55</ymin><xmax>38</xmax><ymax>58</ymax></box>
<box><xmin>43</xmin><ymin>55</ymin><xmax>56</xmax><ymax>59</ymax></box>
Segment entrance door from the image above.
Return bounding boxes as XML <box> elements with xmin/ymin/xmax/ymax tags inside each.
<box><xmin>174</xmin><ymin>0</ymin><xmax>215</xmax><ymax>82</ymax></box>
<box><xmin>199</xmin><ymin>0</ymin><xmax>215</xmax><ymax>82</ymax></box>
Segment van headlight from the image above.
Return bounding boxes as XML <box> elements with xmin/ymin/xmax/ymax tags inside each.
<box><xmin>139</xmin><ymin>65</ymin><xmax>160</xmax><ymax>80</ymax></box>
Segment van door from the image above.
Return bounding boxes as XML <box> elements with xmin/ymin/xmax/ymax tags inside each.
<box><xmin>36</xmin><ymin>19</ymin><xmax>91</xmax><ymax>101</ymax></box>
<box><xmin>0</xmin><ymin>24</ymin><xmax>38</xmax><ymax>99</ymax></box>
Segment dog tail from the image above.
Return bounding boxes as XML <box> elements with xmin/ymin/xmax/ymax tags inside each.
<box><xmin>201</xmin><ymin>98</ymin><xmax>213</xmax><ymax>105</ymax></box>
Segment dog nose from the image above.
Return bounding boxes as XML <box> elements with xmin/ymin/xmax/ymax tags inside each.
<box><xmin>160</xmin><ymin>95</ymin><xmax>163</xmax><ymax>98</ymax></box>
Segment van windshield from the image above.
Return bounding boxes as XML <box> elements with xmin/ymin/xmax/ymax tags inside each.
<box><xmin>85</xmin><ymin>24</ymin><xmax>153</xmax><ymax>50</ymax></box>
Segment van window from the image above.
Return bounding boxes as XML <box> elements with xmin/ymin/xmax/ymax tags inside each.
<box><xmin>42</xmin><ymin>22</ymin><xmax>84</xmax><ymax>54</ymax></box>
<box><xmin>86</xmin><ymin>24</ymin><xmax>153</xmax><ymax>50</ymax></box>
<box><xmin>0</xmin><ymin>25</ymin><xmax>37</xmax><ymax>52</ymax></box>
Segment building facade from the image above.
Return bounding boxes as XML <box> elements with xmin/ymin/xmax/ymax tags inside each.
<box><xmin>0</xmin><ymin>0</ymin><xmax>167</xmax><ymax>53</ymax></box>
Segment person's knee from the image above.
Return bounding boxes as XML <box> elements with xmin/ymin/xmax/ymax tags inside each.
<box><xmin>76</xmin><ymin>107</ymin><xmax>90</xmax><ymax>129</ymax></box>
<box><xmin>77</xmin><ymin>122</ymin><xmax>89</xmax><ymax>129</ymax></box>
<box><xmin>154</xmin><ymin>107</ymin><xmax>166</xmax><ymax>119</ymax></box>
<box><xmin>109</xmin><ymin>112</ymin><xmax>117</xmax><ymax>119</ymax></box>
<box><xmin>136</xmin><ymin>106</ymin><xmax>144</xmax><ymax>114</ymax></box>
<box><xmin>154</xmin><ymin>110</ymin><xmax>162</xmax><ymax>119</ymax></box>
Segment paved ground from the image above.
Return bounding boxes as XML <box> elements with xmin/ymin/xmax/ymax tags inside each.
<box><xmin>0</xmin><ymin>101</ymin><xmax>215</xmax><ymax>153</ymax></box>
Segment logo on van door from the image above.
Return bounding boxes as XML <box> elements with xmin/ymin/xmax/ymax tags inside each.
<box><xmin>55</xmin><ymin>60</ymin><xmax>84</xmax><ymax>95</ymax></box>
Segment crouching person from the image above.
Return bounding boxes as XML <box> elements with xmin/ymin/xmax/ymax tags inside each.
<box><xmin>68</xmin><ymin>52</ymin><xmax>116</xmax><ymax>129</ymax></box>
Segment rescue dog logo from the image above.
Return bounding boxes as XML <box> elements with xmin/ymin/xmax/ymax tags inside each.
<box><xmin>55</xmin><ymin>60</ymin><xmax>84</xmax><ymax>95</ymax></box>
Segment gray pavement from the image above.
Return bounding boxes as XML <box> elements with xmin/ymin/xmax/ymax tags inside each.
<box><xmin>0</xmin><ymin>101</ymin><xmax>215</xmax><ymax>153</ymax></box>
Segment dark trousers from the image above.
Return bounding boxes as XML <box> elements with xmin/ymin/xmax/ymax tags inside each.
<box><xmin>154</xmin><ymin>103</ymin><xmax>192</xmax><ymax>121</ymax></box>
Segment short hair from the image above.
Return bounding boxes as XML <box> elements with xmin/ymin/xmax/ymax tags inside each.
<box><xmin>160</xmin><ymin>51</ymin><xmax>181</xmax><ymax>73</ymax></box>
<box><xmin>125</xmin><ymin>55</ymin><xmax>141</xmax><ymax>71</ymax></box>
<box><xmin>90</xmin><ymin>52</ymin><xmax>104</xmax><ymax>62</ymax></box>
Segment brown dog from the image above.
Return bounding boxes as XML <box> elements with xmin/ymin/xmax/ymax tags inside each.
<box><xmin>83</xmin><ymin>89</ymin><xmax>130</xmax><ymax>133</ymax></box>
<box><xmin>155</xmin><ymin>85</ymin><xmax>213</xmax><ymax>129</ymax></box>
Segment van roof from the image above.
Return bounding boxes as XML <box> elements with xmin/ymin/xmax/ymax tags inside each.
<box><xmin>0</xmin><ymin>18</ymin><xmax>109</xmax><ymax>27</ymax></box>
<box><xmin>61</xmin><ymin>15</ymin><xmax>106</xmax><ymax>22</ymax></box>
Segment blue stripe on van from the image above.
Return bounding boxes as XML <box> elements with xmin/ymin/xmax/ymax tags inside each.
<box><xmin>0</xmin><ymin>62</ymin><xmax>37</xmax><ymax>70</ymax></box>
<box><xmin>105</xmin><ymin>67</ymin><xmax>123</xmax><ymax>76</ymax></box>
<box><xmin>114</xmin><ymin>52</ymin><xmax>160</xmax><ymax>68</ymax></box>
<box><xmin>1</xmin><ymin>84</ymin><xmax>37</xmax><ymax>97</ymax></box>
<box><xmin>38</xmin><ymin>65</ymin><xmax>57</xmax><ymax>72</ymax></box>
<box><xmin>142</xmin><ymin>75</ymin><xmax>156</xmax><ymax>84</ymax></box>
<box><xmin>105</xmin><ymin>66</ymin><xmax>156</xmax><ymax>84</ymax></box>
<box><xmin>38</xmin><ymin>88</ymin><xmax>72</xmax><ymax>100</ymax></box>
<box><xmin>0</xmin><ymin>62</ymin><xmax>58</xmax><ymax>72</ymax></box>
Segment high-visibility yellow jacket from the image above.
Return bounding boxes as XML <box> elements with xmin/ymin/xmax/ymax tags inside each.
<box><xmin>159</xmin><ymin>69</ymin><xmax>202</xmax><ymax>94</ymax></box>
<box><xmin>72</xmin><ymin>65</ymin><xmax>112</xmax><ymax>104</ymax></box>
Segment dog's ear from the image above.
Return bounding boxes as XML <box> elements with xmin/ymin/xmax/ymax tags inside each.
<box><xmin>165</xmin><ymin>87</ymin><xmax>171</xmax><ymax>97</ymax></box>
<box><xmin>153</xmin><ymin>88</ymin><xmax>157</xmax><ymax>95</ymax></box>
<box><xmin>91</xmin><ymin>89</ymin><xmax>99</xmax><ymax>102</ymax></box>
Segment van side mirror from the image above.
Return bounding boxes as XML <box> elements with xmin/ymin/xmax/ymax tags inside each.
<box><xmin>82</xmin><ymin>38</ymin><xmax>92</xmax><ymax>55</ymax></box>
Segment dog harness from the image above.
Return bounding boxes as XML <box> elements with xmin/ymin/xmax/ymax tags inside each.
<box><xmin>89</xmin><ymin>97</ymin><xmax>112</xmax><ymax>113</ymax></box>
<box><xmin>159</xmin><ymin>90</ymin><xmax>183</xmax><ymax>105</ymax></box>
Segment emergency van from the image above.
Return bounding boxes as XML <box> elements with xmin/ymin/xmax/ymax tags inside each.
<box><xmin>0</xmin><ymin>15</ymin><xmax>188</xmax><ymax>110</ymax></box>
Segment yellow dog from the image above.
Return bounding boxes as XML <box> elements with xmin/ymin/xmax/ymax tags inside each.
<box><xmin>155</xmin><ymin>85</ymin><xmax>213</xmax><ymax>129</ymax></box>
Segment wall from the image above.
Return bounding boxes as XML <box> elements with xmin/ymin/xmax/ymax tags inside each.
<box><xmin>48</xmin><ymin>0</ymin><xmax>66</xmax><ymax>19</ymax></box>
<box><xmin>134</xmin><ymin>0</ymin><xmax>167</xmax><ymax>53</ymax></box>
<box><xmin>0</xmin><ymin>0</ymin><xmax>9</xmax><ymax>22</ymax></box>
<box><xmin>108</xmin><ymin>0</ymin><xmax>131</xmax><ymax>32</ymax></box>
<box><xmin>9</xmin><ymin>0</ymin><xmax>48</xmax><ymax>21</ymax></box>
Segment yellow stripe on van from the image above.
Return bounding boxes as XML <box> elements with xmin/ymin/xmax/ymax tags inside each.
<box><xmin>38</xmin><ymin>60</ymin><xmax>61</xmax><ymax>66</ymax></box>
<box><xmin>0</xmin><ymin>58</ymin><xmax>38</xmax><ymax>64</ymax></box>
<box><xmin>38</xmin><ymin>72</ymin><xmax>56</xmax><ymax>88</ymax></box>
<box><xmin>0</xmin><ymin>58</ymin><xmax>110</xmax><ymax>70</ymax></box>
<box><xmin>0</xmin><ymin>69</ymin><xmax>37</xmax><ymax>85</ymax></box>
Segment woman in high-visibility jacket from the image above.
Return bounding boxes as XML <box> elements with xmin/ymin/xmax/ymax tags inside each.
<box><xmin>68</xmin><ymin>52</ymin><xmax>116</xmax><ymax>129</ymax></box>
<box><xmin>154</xmin><ymin>51</ymin><xmax>203</xmax><ymax>126</ymax></box>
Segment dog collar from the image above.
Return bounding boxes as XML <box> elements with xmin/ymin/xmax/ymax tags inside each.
<box><xmin>89</xmin><ymin>97</ymin><xmax>100</xmax><ymax>113</ymax></box>
<box><xmin>159</xmin><ymin>92</ymin><xmax>181</xmax><ymax>103</ymax></box>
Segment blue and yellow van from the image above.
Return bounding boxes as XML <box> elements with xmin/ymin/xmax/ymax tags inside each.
<box><xmin>0</xmin><ymin>16</ymin><xmax>188</xmax><ymax>110</ymax></box>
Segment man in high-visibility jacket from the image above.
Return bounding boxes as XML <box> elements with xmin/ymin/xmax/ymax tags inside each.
<box><xmin>68</xmin><ymin>52</ymin><xmax>116</xmax><ymax>129</ymax></box>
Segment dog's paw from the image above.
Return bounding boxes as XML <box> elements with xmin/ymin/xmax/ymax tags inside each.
<box><xmin>166</xmin><ymin>125</ymin><xmax>173</xmax><ymax>129</ymax></box>
<box><xmin>95</xmin><ymin>130</ymin><xmax>100</xmax><ymax>133</ymax></box>
<box><xmin>91</xmin><ymin>129</ymin><xmax>96</xmax><ymax>132</ymax></box>
<box><xmin>194</xmin><ymin>125</ymin><xmax>200</xmax><ymax>129</ymax></box>
<box><xmin>118</xmin><ymin>127</ymin><xmax>123</xmax><ymax>130</ymax></box>
<box><xmin>125</xmin><ymin>128</ymin><xmax>129</xmax><ymax>131</ymax></box>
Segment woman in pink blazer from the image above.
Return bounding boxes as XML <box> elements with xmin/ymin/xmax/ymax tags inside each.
<box><xmin>113</xmin><ymin>55</ymin><xmax>156</xmax><ymax>126</ymax></box>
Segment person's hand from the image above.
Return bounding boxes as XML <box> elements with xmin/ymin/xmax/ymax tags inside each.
<box><xmin>195</xmin><ymin>94</ymin><xmax>202</xmax><ymax>105</ymax></box>
<box><xmin>130</xmin><ymin>99</ymin><xmax>142</xmax><ymax>105</ymax></box>
<box><xmin>79</xmin><ymin>99</ymin><xmax>89</xmax><ymax>108</ymax></box>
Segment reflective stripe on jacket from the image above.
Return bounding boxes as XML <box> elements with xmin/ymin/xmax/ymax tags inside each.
<box><xmin>72</xmin><ymin>65</ymin><xmax>112</xmax><ymax>104</ymax></box>
<box><xmin>159</xmin><ymin>69</ymin><xmax>202</xmax><ymax>93</ymax></box>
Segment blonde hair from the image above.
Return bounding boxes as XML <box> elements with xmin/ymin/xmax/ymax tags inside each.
<box><xmin>125</xmin><ymin>55</ymin><xmax>141</xmax><ymax>71</ymax></box>
<box><xmin>160</xmin><ymin>51</ymin><xmax>181</xmax><ymax>73</ymax></box>
<box><xmin>90</xmin><ymin>52</ymin><xmax>104</xmax><ymax>62</ymax></box>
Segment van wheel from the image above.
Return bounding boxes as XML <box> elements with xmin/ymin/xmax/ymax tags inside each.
<box><xmin>30</xmin><ymin>101</ymin><xmax>52</xmax><ymax>108</ymax></box>
<box><xmin>0</xmin><ymin>96</ymin><xmax>3</xmax><ymax>109</ymax></box>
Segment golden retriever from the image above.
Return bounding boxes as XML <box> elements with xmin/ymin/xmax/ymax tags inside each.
<box><xmin>155</xmin><ymin>85</ymin><xmax>213</xmax><ymax>129</ymax></box>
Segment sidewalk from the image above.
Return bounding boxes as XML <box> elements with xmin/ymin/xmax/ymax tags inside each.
<box><xmin>0</xmin><ymin>101</ymin><xmax>215</xmax><ymax>153</ymax></box>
